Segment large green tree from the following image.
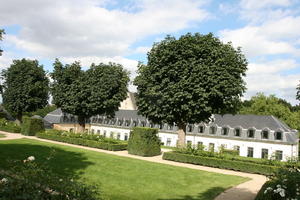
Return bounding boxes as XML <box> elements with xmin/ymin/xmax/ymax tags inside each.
<box><xmin>1</xmin><ymin>59</ymin><xmax>49</xmax><ymax>122</ymax></box>
<box><xmin>134</xmin><ymin>33</ymin><xmax>248</xmax><ymax>147</ymax></box>
<box><xmin>51</xmin><ymin>59</ymin><xmax>129</xmax><ymax>132</ymax></box>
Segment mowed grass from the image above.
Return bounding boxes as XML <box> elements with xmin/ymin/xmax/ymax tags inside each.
<box><xmin>0</xmin><ymin>139</ymin><xmax>248</xmax><ymax>200</ymax></box>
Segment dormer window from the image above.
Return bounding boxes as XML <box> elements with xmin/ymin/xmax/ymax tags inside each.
<box><xmin>198</xmin><ymin>125</ymin><xmax>205</xmax><ymax>133</ymax></box>
<box><xmin>118</xmin><ymin>119</ymin><xmax>123</xmax><ymax>126</ymax></box>
<box><xmin>209</xmin><ymin>126</ymin><xmax>216</xmax><ymax>134</ymax></box>
<box><xmin>234</xmin><ymin>128</ymin><xmax>241</xmax><ymax>137</ymax></box>
<box><xmin>168</xmin><ymin>124</ymin><xmax>173</xmax><ymax>130</ymax></box>
<box><xmin>133</xmin><ymin>121</ymin><xmax>137</xmax><ymax>127</ymax></box>
<box><xmin>159</xmin><ymin>124</ymin><xmax>163</xmax><ymax>129</ymax></box>
<box><xmin>187</xmin><ymin>125</ymin><xmax>193</xmax><ymax>132</ymax></box>
<box><xmin>261</xmin><ymin>130</ymin><xmax>269</xmax><ymax>139</ymax></box>
<box><xmin>141</xmin><ymin>121</ymin><xmax>146</xmax><ymax>127</ymax></box>
<box><xmin>221</xmin><ymin>127</ymin><xmax>229</xmax><ymax>136</ymax></box>
<box><xmin>125</xmin><ymin>120</ymin><xmax>130</xmax><ymax>126</ymax></box>
<box><xmin>98</xmin><ymin>118</ymin><xmax>103</xmax><ymax>123</ymax></box>
<box><xmin>247</xmin><ymin>129</ymin><xmax>255</xmax><ymax>138</ymax></box>
<box><xmin>275</xmin><ymin>131</ymin><xmax>283</xmax><ymax>140</ymax></box>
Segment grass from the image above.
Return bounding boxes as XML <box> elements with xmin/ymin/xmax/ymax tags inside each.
<box><xmin>0</xmin><ymin>133</ymin><xmax>5</xmax><ymax>138</ymax></box>
<box><xmin>0</xmin><ymin>139</ymin><xmax>248</xmax><ymax>200</ymax></box>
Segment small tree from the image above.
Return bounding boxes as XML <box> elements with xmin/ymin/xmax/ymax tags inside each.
<box><xmin>51</xmin><ymin>59</ymin><xmax>129</xmax><ymax>132</ymax></box>
<box><xmin>1</xmin><ymin>59</ymin><xmax>49</xmax><ymax>123</ymax></box>
<box><xmin>134</xmin><ymin>33</ymin><xmax>247</xmax><ymax>147</ymax></box>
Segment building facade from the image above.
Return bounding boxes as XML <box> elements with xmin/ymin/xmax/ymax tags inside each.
<box><xmin>44</xmin><ymin>108</ymin><xmax>299</xmax><ymax>161</ymax></box>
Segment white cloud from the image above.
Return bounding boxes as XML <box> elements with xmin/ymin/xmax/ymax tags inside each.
<box><xmin>247</xmin><ymin>59</ymin><xmax>297</xmax><ymax>74</ymax></box>
<box><xmin>0</xmin><ymin>0</ymin><xmax>209</xmax><ymax>58</ymax></box>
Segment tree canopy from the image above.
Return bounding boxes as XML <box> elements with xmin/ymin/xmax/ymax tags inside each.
<box><xmin>51</xmin><ymin>59</ymin><xmax>129</xmax><ymax>132</ymax></box>
<box><xmin>134</xmin><ymin>33</ymin><xmax>248</xmax><ymax>146</ymax></box>
<box><xmin>239</xmin><ymin>93</ymin><xmax>300</xmax><ymax>132</ymax></box>
<box><xmin>1</xmin><ymin>59</ymin><xmax>49</xmax><ymax>122</ymax></box>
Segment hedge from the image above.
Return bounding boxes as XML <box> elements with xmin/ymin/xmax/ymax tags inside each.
<box><xmin>128</xmin><ymin>127</ymin><xmax>161</xmax><ymax>156</ymax></box>
<box><xmin>21</xmin><ymin>117</ymin><xmax>45</xmax><ymax>136</ymax></box>
<box><xmin>37</xmin><ymin>132</ymin><xmax>127</xmax><ymax>151</ymax></box>
<box><xmin>0</xmin><ymin>118</ymin><xmax>21</xmax><ymax>133</ymax></box>
<box><xmin>163</xmin><ymin>152</ymin><xmax>280</xmax><ymax>175</ymax></box>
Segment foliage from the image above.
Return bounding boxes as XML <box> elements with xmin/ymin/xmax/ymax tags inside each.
<box><xmin>29</xmin><ymin>105</ymin><xmax>57</xmax><ymax>117</ymax></box>
<box><xmin>0</xmin><ymin>118</ymin><xmax>21</xmax><ymax>133</ymax></box>
<box><xmin>297</xmin><ymin>81</ymin><xmax>300</xmax><ymax>103</ymax></box>
<box><xmin>239</xmin><ymin>93</ymin><xmax>300</xmax><ymax>131</ymax></box>
<box><xmin>1</xmin><ymin>59</ymin><xmax>49</xmax><ymax>122</ymax></box>
<box><xmin>255</xmin><ymin>167</ymin><xmax>300</xmax><ymax>200</ymax></box>
<box><xmin>51</xmin><ymin>59</ymin><xmax>129</xmax><ymax>132</ymax></box>
<box><xmin>128</xmin><ymin>127</ymin><xmax>161</xmax><ymax>156</ymax></box>
<box><xmin>134</xmin><ymin>33</ymin><xmax>247</xmax><ymax>146</ymax></box>
<box><xmin>0</xmin><ymin>29</ymin><xmax>4</xmax><ymax>56</ymax></box>
<box><xmin>21</xmin><ymin>117</ymin><xmax>45</xmax><ymax>136</ymax></box>
<box><xmin>0</xmin><ymin>155</ymin><xmax>101</xmax><ymax>200</ymax></box>
<box><xmin>163</xmin><ymin>151</ymin><xmax>280</xmax><ymax>175</ymax></box>
<box><xmin>37</xmin><ymin>130</ymin><xmax>127</xmax><ymax>151</ymax></box>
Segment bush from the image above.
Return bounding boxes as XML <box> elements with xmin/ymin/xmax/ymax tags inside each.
<box><xmin>21</xmin><ymin>117</ymin><xmax>45</xmax><ymax>136</ymax></box>
<box><xmin>0</xmin><ymin>118</ymin><xmax>21</xmax><ymax>133</ymax></box>
<box><xmin>163</xmin><ymin>151</ymin><xmax>280</xmax><ymax>175</ymax></box>
<box><xmin>37</xmin><ymin>130</ymin><xmax>127</xmax><ymax>151</ymax></box>
<box><xmin>0</xmin><ymin>155</ymin><xmax>101</xmax><ymax>200</ymax></box>
<box><xmin>128</xmin><ymin>127</ymin><xmax>161</xmax><ymax>157</ymax></box>
<box><xmin>255</xmin><ymin>166</ymin><xmax>300</xmax><ymax>200</ymax></box>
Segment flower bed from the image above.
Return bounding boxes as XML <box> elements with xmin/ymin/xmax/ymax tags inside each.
<box><xmin>163</xmin><ymin>151</ymin><xmax>281</xmax><ymax>175</ymax></box>
<box><xmin>37</xmin><ymin>130</ymin><xmax>127</xmax><ymax>151</ymax></box>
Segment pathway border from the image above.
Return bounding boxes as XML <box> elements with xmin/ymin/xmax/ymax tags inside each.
<box><xmin>0</xmin><ymin>131</ymin><xmax>267</xmax><ymax>200</ymax></box>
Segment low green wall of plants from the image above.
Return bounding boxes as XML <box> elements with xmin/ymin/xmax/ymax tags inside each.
<box><xmin>163</xmin><ymin>151</ymin><xmax>281</xmax><ymax>175</ymax></box>
<box><xmin>37</xmin><ymin>130</ymin><xmax>127</xmax><ymax>151</ymax></box>
<box><xmin>0</xmin><ymin>118</ymin><xmax>21</xmax><ymax>133</ymax></box>
<box><xmin>21</xmin><ymin>117</ymin><xmax>45</xmax><ymax>136</ymax></box>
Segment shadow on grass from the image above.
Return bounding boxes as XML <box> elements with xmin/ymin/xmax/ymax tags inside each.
<box><xmin>0</xmin><ymin>142</ymin><xmax>94</xmax><ymax>178</ymax></box>
<box><xmin>157</xmin><ymin>187</ymin><xmax>226</xmax><ymax>200</ymax></box>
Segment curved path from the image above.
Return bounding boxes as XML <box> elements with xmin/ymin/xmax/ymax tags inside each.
<box><xmin>0</xmin><ymin>131</ymin><xmax>267</xmax><ymax>200</ymax></box>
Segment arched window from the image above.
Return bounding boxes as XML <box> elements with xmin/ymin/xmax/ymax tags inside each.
<box><xmin>209</xmin><ymin>126</ymin><xmax>217</xmax><ymax>134</ymax></box>
<box><xmin>234</xmin><ymin>128</ymin><xmax>241</xmax><ymax>137</ymax></box>
<box><xmin>247</xmin><ymin>129</ymin><xmax>255</xmax><ymax>138</ymax></box>
<box><xmin>261</xmin><ymin>130</ymin><xmax>269</xmax><ymax>139</ymax></box>
<box><xmin>141</xmin><ymin>121</ymin><xmax>146</xmax><ymax>127</ymax></box>
<box><xmin>125</xmin><ymin>120</ymin><xmax>130</xmax><ymax>126</ymax></box>
<box><xmin>221</xmin><ymin>127</ymin><xmax>229</xmax><ymax>135</ymax></box>
<box><xmin>275</xmin><ymin>131</ymin><xmax>282</xmax><ymax>140</ymax></box>
<box><xmin>198</xmin><ymin>125</ymin><xmax>205</xmax><ymax>133</ymax></box>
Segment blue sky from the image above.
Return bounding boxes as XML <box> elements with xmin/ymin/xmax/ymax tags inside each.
<box><xmin>0</xmin><ymin>0</ymin><xmax>300</xmax><ymax>104</ymax></box>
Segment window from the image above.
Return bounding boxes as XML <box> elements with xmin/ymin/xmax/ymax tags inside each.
<box><xmin>275</xmin><ymin>150</ymin><xmax>283</xmax><ymax>161</ymax></box>
<box><xmin>221</xmin><ymin>127</ymin><xmax>229</xmax><ymax>135</ymax></box>
<box><xmin>168</xmin><ymin>124</ymin><xmax>173</xmax><ymax>130</ymax></box>
<box><xmin>124</xmin><ymin>133</ymin><xmax>128</xmax><ymax>141</ymax></box>
<box><xmin>234</xmin><ymin>128</ymin><xmax>241</xmax><ymax>137</ymax></box>
<box><xmin>261</xmin><ymin>130</ymin><xmax>269</xmax><ymax>139</ymax></box>
<box><xmin>209</xmin><ymin>126</ymin><xmax>217</xmax><ymax>134</ymax></box>
<box><xmin>103</xmin><ymin>130</ymin><xmax>106</xmax><ymax>137</ymax></box>
<box><xmin>247</xmin><ymin>147</ymin><xmax>254</xmax><ymax>157</ymax></box>
<box><xmin>209</xmin><ymin>143</ymin><xmax>215</xmax><ymax>152</ymax></box>
<box><xmin>166</xmin><ymin>138</ymin><xmax>171</xmax><ymax>146</ymax></box>
<box><xmin>247</xmin><ymin>129</ymin><xmax>255</xmax><ymax>138</ymax></box>
<box><xmin>97</xmin><ymin>130</ymin><xmax>100</xmax><ymax>134</ymax></box>
<box><xmin>69</xmin><ymin>128</ymin><xmax>74</xmax><ymax>133</ymax></box>
<box><xmin>150</xmin><ymin>123</ymin><xmax>154</xmax><ymax>128</ymax></box>
<box><xmin>133</xmin><ymin>121</ymin><xmax>137</xmax><ymax>127</ymax></box>
<box><xmin>117</xmin><ymin>133</ymin><xmax>121</xmax><ymax>140</ymax></box>
<box><xmin>125</xmin><ymin>120</ymin><xmax>130</xmax><ymax>126</ymax></box>
<box><xmin>110</xmin><ymin>132</ymin><xmax>114</xmax><ymax>138</ymax></box>
<box><xmin>118</xmin><ymin>119</ymin><xmax>123</xmax><ymax>126</ymax></box>
<box><xmin>141</xmin><ymin>121</ymin><xmax>146</xmax><ymax>127</ymax></box>
<box><xmin>98</xmin><ymin>118</ymin><xmax>103</xmax><ymax>123</ymax></box>
<box><xmin>110</xmin><ymin>119</ymin><xmax>116</xmax><ymax>125</ymax></box>
<box><xmin>197</xmin><ymin>141</ymin><xmax>203</xmax><ymax>149</ymax></box>
<box><xmin>261</xmin><ymin>149</ymin><xmax>268</xmax><ymax>159</ymax></box>
<box><xmin>91</xmin><ymin>129</ymin><xmax>95</xmax><ymax>134</ymax></box>
<box><xmin>198</xmin><ymin>126</ymin><xmax>205</xmax><ymax>133</ymax></box>
<box><xmin>159</xmin><ymin>124</ymin><xmax>163</xmax><ymax>129</ymax></box>
<box><xmin>233</xmin><ymin>145</ymin><xmax>240</xmax><ymax>154</ymax></box>
<box><xmin>187</xmin><ymin>140</ymin><xmax>192</xmax><ymax>147</ymax></box>
<box><xmin>187</xmin><ymin>125</ymin><xmax>193</xmax><ymax>132</ymax></box>
<box><xmin>275</xmin><ymin>131</ymin><xmax>282</xmax><ymax>140</ymax></box>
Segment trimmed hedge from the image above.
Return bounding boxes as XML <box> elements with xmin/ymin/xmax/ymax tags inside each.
<box><xmin>128</xmin><ymin>127</ymin><xmax>161</xmax><ymax>156</ymax></box>
<box><xmin>0</xmin><ymin>118</ymin><xmax>21</xmax><ymax>133</ymax></box>
<box><xmin>21</xmin><ymin>117</ymin><xmax>45</xmax><ymax>136</ymax></box>
<box><xmin>37</xmin><ymin>132</ymin><xmax>127</xmax><ymax>151</ymax></box>
<box><xmin>163</xmin><ymin>151</ymin><xmax>280</xmax><ymax>175</ymax></box>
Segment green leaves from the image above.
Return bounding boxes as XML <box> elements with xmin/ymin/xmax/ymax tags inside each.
<box><xmin>1</xmin><ymin>59</ymin><xmax>49</xmax><ymax>119</ymax></box>
<box><xmin>51</xmin><ymin>60</ymin><xmax>129</xmax><ymax>121</ymax></box>
<box><xmin>134</xmin><ymin>33</ymin><xmax>248</xmax><ymax>125</ymax></box>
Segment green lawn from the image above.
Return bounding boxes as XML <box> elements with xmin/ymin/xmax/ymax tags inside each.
<box><xmin>0</xmin><ymin>139</ymin><xmax>248</xmax><ymax>200</ymax></box>
<box><xmin>0</xmin><ymin>133</ymin><xmax>5</xmax><ymax>138</ymax></box>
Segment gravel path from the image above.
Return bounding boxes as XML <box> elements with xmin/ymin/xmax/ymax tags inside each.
<box><xmin>0</xmin><ymin>131</ymin><xmax>267</xmax><ymax>200</ymax></box>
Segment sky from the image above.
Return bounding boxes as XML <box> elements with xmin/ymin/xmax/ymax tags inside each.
<box><xmin>0</xmin><ymin>0</ymin><xmax>300</xmax><ymax>105</ymax></box>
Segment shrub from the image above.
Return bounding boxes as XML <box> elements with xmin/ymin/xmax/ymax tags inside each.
<box><xmin>163</xmin><ymin>151</ymin><xmax>280</xmax><ymax>175</ymax></box>
<box><xmin>0</xmin><ymin>118</ymin><xmax>21</xmax><ymax>133</ymax></box>
<box><xmin>21</xmin><ymin>117</ymin><xmax>45</xmax><ymax>136</ymax></box>
<box><xmin>255</xmin><ymin>166</ymin><xmax>300</xmax><ymax>200</ymax></box>
<box><xmin>0</xmin><ymin>155</ymin><xmax>101</xmax><ymax>200</ymax></box>
<box><xmin>37</xmin><ymin>130</ymin><xmax>127</xmax><ymax>151</ymax></box>
<box><xmin>128</xmin><ymin>127</ymin><xmax>161</xmax><ymax>157</ymax></box>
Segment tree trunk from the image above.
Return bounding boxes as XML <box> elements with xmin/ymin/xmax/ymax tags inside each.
<box><xmin>77</xmin><ymin>116</ymin><xmax>86</xmax><ymax>133</ymax></box>
<box><xmin>15</xmin><ymin>113</ymin><xmax>22</xmax><ymax>125</ymax></box>
<box><xmin>177</xmin><ymin>122</ymin><xmax>186</xmax><ymax>148</ymax></box>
